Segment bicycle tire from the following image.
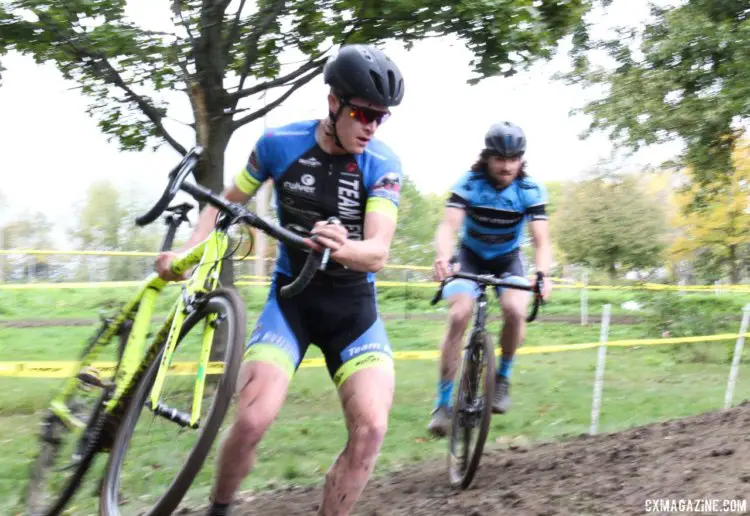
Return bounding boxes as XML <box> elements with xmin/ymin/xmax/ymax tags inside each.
<box><xmin>26</xmin><ymin>395</ymin><xmax>105</xmax><ymax>516</ymax></box>
<box><xmin>99</xmin><ymin>287</ymin><xmax>246</xmax><ymax>516</ymax></box>
<box><xmin>25</xmin><ymin>318</ymin><xmax>132</xmax><ymax>516</ymax></box>
<box><xmin>448</xmin><ymin>331</ymin><xmax>495</xmax><ymax>489</ymax></box>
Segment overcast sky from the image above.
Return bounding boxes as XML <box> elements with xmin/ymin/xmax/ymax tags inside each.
<box><xmin>0</xmin><ymin>0</ymin><xmax>683</xmax><ymax>231</ymax></box>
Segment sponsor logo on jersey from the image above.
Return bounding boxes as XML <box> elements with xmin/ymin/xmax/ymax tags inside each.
<box><xmin>344</xmin><ymin>341</ymin><xmax>392</xmax><ymax>359</ymax></box>
<box><xmin>301</xmin><ymin>173</ymin><xmax>315</xmax><ymax>186</ymax></box>
<box><xmin>337</xmin><ymin>176</ymin><xmax>363</xmax><ymax>240</ymax></box>
<box><xmin>298</xmin><ymin>157</ymin><xmax>321</xmax><ymax>168</ymax></box>
<box><xmin>370</xmin><ymin>172</ymin><xmax>401</xmax><ymax>204</ymax></box>
<box><xmin>248</xmin><ymin>328</ymin><xmax>297</xmax><ymax>358</ymax></box>
<box><xmin>283</xmin><ymin>180</ymin><xmax>316</xmax><ymax>194</ymax></box>
<box><xmin>248</xmin><ymin>149</ymin><xmax>260</xmax><ymax>173</ymax></box>
<box><xmin>471</xmin><ymin>213</ymin><xmax>521</xmax><ymax>226</ymax></box>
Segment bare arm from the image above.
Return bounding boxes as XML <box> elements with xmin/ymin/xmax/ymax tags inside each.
<box><xmin>328</xmin><ymin>211</ymin><xmax>397</xmax><ymax>273</ymax></box>
<box><xmin>434</xmin><ymin>207</ymin><xmax>465</xmax><ymax>261</ymax></box>
<box><xmin>529</xmin><ymin>219</ymin><xmax>551</xmax><ymax>274</ymax></box>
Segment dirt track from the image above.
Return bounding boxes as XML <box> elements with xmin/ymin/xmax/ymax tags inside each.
<box><xmin>181</xmin><ymin>402</ymin><xmax>750</xmax><ymax>516</ymax></box>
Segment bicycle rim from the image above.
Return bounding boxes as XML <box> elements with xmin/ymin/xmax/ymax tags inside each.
<box><xmin>448</xmin><ymin>331</ymin><xmax>495</xmax><ymax>489</ymax></box>
<box><xmin>100</xmin><ymin>288</ymin><xmax>245</xmax><ymax>516</ymax></box>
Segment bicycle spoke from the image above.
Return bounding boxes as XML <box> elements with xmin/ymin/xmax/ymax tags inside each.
<box><xmin>101</xmin><ymin>289</ymin><xmax>245</xmax><ymax>516</ymax></box>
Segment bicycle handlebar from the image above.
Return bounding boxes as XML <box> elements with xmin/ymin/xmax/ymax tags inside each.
<box><xmin>135</xmin><ymin>146</ymin><xmax>328</xmax><ymax>297</ymax></box>
<box><xmin>135</xmin><ymin>148</ymin><xmax>203</xmax><ymax>227</ymax></box>
<box><xmin>430</xmin><ymin>271</ymin><xmax>544</xmax><ymax>323</ymax></box>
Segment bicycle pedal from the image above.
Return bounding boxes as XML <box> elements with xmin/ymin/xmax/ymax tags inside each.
<box><xmin>77</xmin><ymin>368</ymin><xmax>114</xmax><ymax>390</ymax></box>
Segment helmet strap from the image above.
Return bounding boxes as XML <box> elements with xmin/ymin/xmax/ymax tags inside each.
<box><xmin>326</xmin><ymin>102</ymin><xmax>348</xmax><ymax>152</ymax></box>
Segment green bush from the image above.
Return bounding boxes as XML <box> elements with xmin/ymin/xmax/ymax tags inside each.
<box><xmin>636</xmin><ymin>290</ymin><xmax>749</xmax><ymax>364</ymax></box>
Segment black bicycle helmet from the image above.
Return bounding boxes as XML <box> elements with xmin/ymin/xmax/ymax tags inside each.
<box><xmin>485</xmin><ymin>122</ymin><xmax>526</xmax><ymax>157</ymax></box>
<box><xmin>323</xmin><ymin>44</ymin><xmax>405</xmax><ymax>107</ymax></box>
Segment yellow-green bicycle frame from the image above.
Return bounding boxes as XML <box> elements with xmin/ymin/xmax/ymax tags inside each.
<box><xmin>49</xmin><ymin>229</ymin><xmax>230</xmax><ymax>433</ymax></box>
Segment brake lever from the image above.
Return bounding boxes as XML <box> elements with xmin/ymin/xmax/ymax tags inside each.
<box><xmin>534</xmin><ymin>272</ymin><xmax>547</xmax><ymax>305</ymax></box>
<box><xmin>318</xmin><ymin>217</ymin><xmax>342</xmax><ymax>271</ymax></box>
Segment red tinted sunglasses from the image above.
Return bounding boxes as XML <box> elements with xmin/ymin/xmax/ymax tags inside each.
<box><xmin>343</xmin><ymin>100</ymin><xmax>391</xmax><ymax>125</ymax></box>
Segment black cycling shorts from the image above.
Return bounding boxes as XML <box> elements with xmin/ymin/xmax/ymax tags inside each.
<box><xmin>442</xmin><ymin>246</ymin><xmax>530</xmax><ymax>300</ymax></box>
<box><xmin>244</xmin><ymin>274</ymin><xmax>393</xmax><ymax>388</ymax></box>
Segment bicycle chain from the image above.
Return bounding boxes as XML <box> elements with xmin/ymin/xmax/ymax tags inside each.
<box><xmin>82</xmin><ymin>365</ymin><xmax>145</xmax><ymax>458</ymax></box>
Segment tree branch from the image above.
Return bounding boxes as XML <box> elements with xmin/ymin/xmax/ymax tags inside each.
<box><xmin>231</xmin><ymin>55</ymin><xmax>327</xmax><ymax>100</ymax></box>
<box><xmin>234</xmin><ymin>0</ymin><xmax>287</xmax><ymax>103</ymax></box>
<box><xmin>172</xmin><ymin>0</ymin><xmax>196</xmax><ymax>45</ymax></box>
<box><xmin>173</xmin><ymin>40</ymin><xmax>192</xmax><ymax>80</ymax></box>
<box><xmin>230</xmin><ymin>0</ymin><xmax>370</xmax><ymax>107</ymax></box>
<box><xmin>232</xmin><ymin>67</ymin><xmax>322</xmax><ymax>131</ymax></box>
<box><xmin>223</xmin><ymin>0</ymin><xmax>248</xmax><ymax>61</ymax></box>
<box><xmin>35</xmin><ymin>12</ymin><xmax>187</xmax><ymax>155</ymax></box>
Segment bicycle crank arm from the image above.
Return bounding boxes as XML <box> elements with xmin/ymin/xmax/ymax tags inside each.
<box><xmin>77</xmin><ymin>369</ymin><xmax>114</xmax><ymax>390</ymax></box>
<box><xmin>146</xmin><ymin>400</ymin><xmax>199</xmax><ymax>429</ymax></box>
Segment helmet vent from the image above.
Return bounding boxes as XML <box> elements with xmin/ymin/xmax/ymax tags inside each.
<box><xmin>387</xmin><ymin>70</ymin><xmax>396</xmax><ymax>98</ymax></box>
<box><xmin>370</xmin><ymin>70</ymin><xmax>385</xmax><ymax>96</ymax></box>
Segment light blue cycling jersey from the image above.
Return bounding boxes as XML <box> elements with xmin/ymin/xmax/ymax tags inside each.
<box><xmin>446</xmin><ymin>170</ymin><xmax>548</xmax><ymax>260</ymax></box>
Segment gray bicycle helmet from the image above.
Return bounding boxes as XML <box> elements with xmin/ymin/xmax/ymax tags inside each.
<box><xmin>323</xmin><ymin>44</ymin><xmax>405</xmax><ymax>107</ymax></box>
<box><xmin>485</xmin><ymin>122</ymin><xmax>526</xmax><ymax>157</ymax></box>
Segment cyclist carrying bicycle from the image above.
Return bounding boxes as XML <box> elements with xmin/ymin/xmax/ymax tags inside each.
<box><xmin>427</xmin><ymin>122</ymin><xmax>552</xmax><ymax>437</ymax></box>
<box><xmin>155</xmin><ymin>44</ymin><xmax>405</xmax><ymax>516</ymax></box>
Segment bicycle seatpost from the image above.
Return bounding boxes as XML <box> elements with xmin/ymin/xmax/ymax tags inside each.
<box><xmin>160</xmin><ymin>215</ymin><xmax>180</xmax><ymax>252</ymax></box>
<box><xmin>159</xmin><ymin>204</ymin><xmax>194</xmax><ymax>252</ymax></box>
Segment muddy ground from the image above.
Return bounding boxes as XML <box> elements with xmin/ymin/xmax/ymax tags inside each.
<box><xmin>179</xmin><ymin>402</ymin><xmax>750</xmax><ymax>515</ymax></box>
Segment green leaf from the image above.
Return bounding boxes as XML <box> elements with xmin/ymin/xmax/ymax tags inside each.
<box><xmin>564</xmin><ymin>0</ymin><xmax>750</xmax><ymax>186</ymax></box>
<box><xmin>2</xmin><ymin>0</ymin><xmax>593</xmax><ymax>185</ymax></box>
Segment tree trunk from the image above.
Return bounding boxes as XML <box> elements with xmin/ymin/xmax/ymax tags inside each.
<box><xmin>608</xmin><ymin>261</ymin><xmax>617</xmax><ymax>280</ymax></box>
<box><xmin>191</xmin><ymin>86</ymin><xmax>236</xmax><ymax>369</ymax></box>
<box><xmin>188</xmin><ymin>2</ymin><xmax>239</xmax><ymax>381</ymax></box>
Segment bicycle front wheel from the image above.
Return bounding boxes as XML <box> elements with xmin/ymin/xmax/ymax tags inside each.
<box><xmin>99</xmin><ymin>288</ymin><xmax>246</xmax><ymax>516</ymax></box>
<box><xmin>448</xmin><ymin>331</ymin><xmax>495</xmax><ymax>489</ymax></box>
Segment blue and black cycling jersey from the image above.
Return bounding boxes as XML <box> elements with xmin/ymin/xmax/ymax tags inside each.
<box><xmin>232</xmin><ymin>119</ymin><xmax>402</xmax><ymax>385</ymax></box>
<box><xmin>234</xmin><ymin>119</ymin><xmax>402</xmax><ymax>285</ymax></box>
<box><xmin>446</xmin><ymin>170</ymin><xmax>549</xmax><ymax>260</ymax></box>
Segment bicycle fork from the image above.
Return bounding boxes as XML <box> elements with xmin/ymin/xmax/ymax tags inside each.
<box><xmin>461</xmin><ymin>288</ymin><xmax>490</xmax><ymax>428</ymax></box>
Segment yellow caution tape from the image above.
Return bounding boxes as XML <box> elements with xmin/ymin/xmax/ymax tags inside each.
<box><xmin>2</xmin><ymin>248</ymin><xmax>749</xmax><ymax>293</ymax></box>
<box><xmin>0</xmin><ymin>249</ymin><xmax>160</xmax><ymax>257</ymax></box>
<box><xmin>0</xmin><ymin>281</ymin><xmax>148</xmax><ymax>290</ymax></box>
<box><xmin>4</xmin><ymin>280</ymin><xmax>749</xmax><ymax>292</ymax></box>
<box><xmin>2</xmin><ymin>333</ymin><xmax>745</xmax><ymax>378</ymax></box>
<box><xmin>0</xmin><ymin>249</ymin><xmax>425</xmax><ymax>268</ymax></box>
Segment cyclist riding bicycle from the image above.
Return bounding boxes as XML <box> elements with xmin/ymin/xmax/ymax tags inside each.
<box><xmin>155</xmin><ymin>43</ymin><xmax>405</xmax><ymax>516</ymax></box>
<box><xmin>427</xmin><ymin>121</ymin><xmax>552</xmax><ymax>437</ymax></box>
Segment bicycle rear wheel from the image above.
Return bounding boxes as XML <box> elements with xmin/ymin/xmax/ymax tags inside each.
<box><xmin>25</xmin><ymin>319</ymin><xmax>132</xmax><ymax>516</ymax></box>
<box><xmin>99</xmin><ymin>287</ymin><xmax>246</xmax><ymax>516</ymax></box>
<box><xmin>447</xmin><ymin>331</ymin><xmax>495</xmax><ymax>489</ymax></box>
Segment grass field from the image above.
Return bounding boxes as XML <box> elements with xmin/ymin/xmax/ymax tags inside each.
<box><xmin>3</xmin><ymin>283</ymin><xmax>750</xmax><ymax>321</ymax></box>
<box><xmin>2</xmin><ymin>283</ymin><xmax>749</xmax><ymax>516</ymax></box>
